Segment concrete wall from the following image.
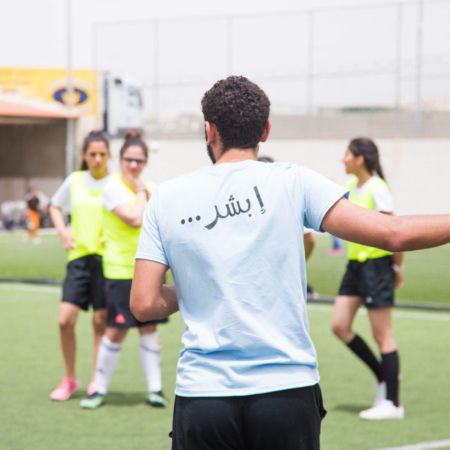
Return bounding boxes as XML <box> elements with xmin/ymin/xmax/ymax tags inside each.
<box><xmin>0</xmin><ymin>115</ymin><xmax>95</xmax><ymax>203</ymax></box>
<box><xmin>0</xmin><ymin>122</ymin><xmax>66</xmax><ymax>178</ymax></box>
<box><xmin>1</xmin><ymin>134</ymin><xmax>448</xmax><ymax>216</ymax></box>
<box><xmin>108</xmin><ymin>138</ymin><xmax>450</xmax><ymax>216</ymax></box>
<box><xmin>0</xmin><ymin>122</ymin><xmax>66</xmax><ymax>203</ymax></box>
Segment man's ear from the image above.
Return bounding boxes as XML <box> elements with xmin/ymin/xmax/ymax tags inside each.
<box><xmin>260</xmin><ymin>119</ymin><xmax>272</xmax><ymax>143</ymax></box>
<box><xmin>205</xmin><ymin>121</ymin><xmax>217</xmax><ymax>145</ymax></box>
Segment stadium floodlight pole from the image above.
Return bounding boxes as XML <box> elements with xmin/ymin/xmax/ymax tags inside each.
<box><xmin>415</xmin><ymin>0</ymin><xmax>424</xmax><ymax>137</ymax></box>
<box><xmin>306</xmin><ymin>10</ymin><xmax>315</xmax><ymax>138</ymax></box>
<box><xmin>65</xmin><ymin>0</ymin><xmax>75</xmax><ymax>176</ymax></box>
<box><xmin>394</xmin><ymin>2</ymin><xmax>403</xmax><ymax>138</ymax></box>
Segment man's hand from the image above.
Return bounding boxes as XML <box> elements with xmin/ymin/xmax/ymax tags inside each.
<box><xmin>130</xmin><ymin>259</ymin><xmax>178</xmax><ymax>322</ymax></box>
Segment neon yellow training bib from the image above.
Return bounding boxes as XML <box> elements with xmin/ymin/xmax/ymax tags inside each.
<box><xmin>68</xmin><ymin>171</ymin><xmax>107</xmax><ymax>262</ymax></box>
<box><xmin>346</xmin><ymin>177</ymin><xmax>393</xmax><ymax>263</ymax></box>
<box><xmin>102</xmin><ymin>177</ymin><xmax>156</xmax><ymax>279</ymax></box>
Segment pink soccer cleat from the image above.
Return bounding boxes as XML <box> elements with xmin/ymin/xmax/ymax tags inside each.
<box><xmin>87</xmin><ymin>382</ymin><xmax>96</xmax><ymax>396</ymax></box>
<box><xmin>50</xmin><ymin>377</ymin><xmax>81</xmax><ymax>401</ymax></box>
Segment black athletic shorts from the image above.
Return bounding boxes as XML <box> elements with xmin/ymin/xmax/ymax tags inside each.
<box><xmin>338</xmin><ymin>255</ymin><xmax>395</xmax><ymax>308</ymax></box>
<box><xmin>62</xmin><ymin>254</ymin><xmax>106</xmax><ymax>311</ymax></box>
<box><xmin>171</xmin><ymin>384</ymin><xmax>326</xmax><ymax>450</ymax></box>
<box><xmin>105</xmin><ymin>278</ymin><xmax>169</xmax><ymax>328</ymax></box>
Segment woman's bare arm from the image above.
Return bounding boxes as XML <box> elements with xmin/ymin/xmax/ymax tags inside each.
<box><xmin>112</xmin><ymin>191</ymin><xmax>147</xmax><ymax>228</ymax></box>
<box><xmin>49</xmin><ymin>204</ymin><xmax>76</xmax><ymax>251</ymax></box>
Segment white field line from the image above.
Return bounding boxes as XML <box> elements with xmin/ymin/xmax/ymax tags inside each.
<box><xmin>307</xmin><ymin>303</ymin><xmax>450</xmax><ymax>322</ymax></box>
<box><xmin>0</xmin><ymin>283</ymin><xmax>449</xmax><ymax>322</ymax></box>
<box><xmin>0</xmin><ymin>283</ymin><xmax>61</xmax><ymax>294</ymax></box>
<box><xmin>371</xmin><ymin>439</ymin><xmax>450</xmax><ymax>450</ymax></box>
<box><xmin>0</xmin><ymin>228</ymin><xmax>58</xmax><ymax>236</ymax></box>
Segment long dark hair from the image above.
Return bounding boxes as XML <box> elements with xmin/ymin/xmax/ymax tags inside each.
<box><xmin>80</xmin><ymin>130</ymin><xmax>110</xmax><ymax>170</ymax></box>
<box><xmin>120</xmin><ymin>129</ymin><xmax>149</xmax><ymax>160</ymax></box>
<box><xmin>348</xmin><ymin>137</ymin><xmax>386</xmax><ymax>181</ymax></box>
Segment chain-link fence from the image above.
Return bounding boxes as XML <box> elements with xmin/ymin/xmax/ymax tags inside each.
<box><xmin>93</xmin><ymin>0</ymin><xmax>450</xmax><ymax>138</ymax></box>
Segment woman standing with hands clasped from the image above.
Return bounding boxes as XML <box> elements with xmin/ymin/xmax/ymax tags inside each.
<box><xmin>80</xmin><ymin>130</ymin><xmax>168</xmax><ymax>410</ymax></box>
<box><xmin>331</xmin><ymin>138</ymin><xmax>405</xmax><ymax>420</ymax></box>
<box><xmin>49</xmin><ymin>131</ymin><xmax>111</xmax><ymax>401</ymax></box>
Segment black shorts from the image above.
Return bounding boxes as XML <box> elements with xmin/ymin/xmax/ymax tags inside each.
<box><xmin>171</xmin><ymin>384</ymin><xmax>326</xmax><ymax>450</ymax></box>
<box><xmin>338</xmin><ymin>255</ymin><xmax>395</xmax><ymax>308</ymax></box>
<box><xmin>62</xmin><ymin>254</ymin><xmax>106</xmax><ymax>311</ymax></box>
<box><xmin>105</xmin><ymin>278</ymin><xmax>169</xmax><ymax>328</ymax></box>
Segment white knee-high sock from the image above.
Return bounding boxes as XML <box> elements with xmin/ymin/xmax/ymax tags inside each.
<box><xmin>139</xmin><ymin>331</ymin><xmax>162</xmax><ymax>393</ymax></box>
<box><xmin>94</xmin><ymin>336</ymin><xmax>122</xmax><ymax>395</ymax></box>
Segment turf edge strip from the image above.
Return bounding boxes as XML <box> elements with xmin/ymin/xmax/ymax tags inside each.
<box><xmin>1</xmin><ymin>277</ymin><xmax>449</xmax><ymax>312</ymax></box>
<box><xmin>307</xmin><ymin>304</ymin><xmax>450</xmax><ymax>322</ymax></box>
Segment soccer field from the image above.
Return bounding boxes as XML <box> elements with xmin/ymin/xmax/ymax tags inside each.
<box><xmin>1</xmin><ymin>283</ymin><xmax>449</xmax><ymax>450</ymax></box>
<box><xmin>1</xmin><ymin>233</ymin><xmax>449</xmax><ymax>306</ymax></box>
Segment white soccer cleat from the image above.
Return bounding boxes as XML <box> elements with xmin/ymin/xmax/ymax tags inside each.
<box><xmin>359</xmin><ymin>399</ymin><xmax>404</xmax><ymax>420</ymax></box>
<box><xmin>374</xmin><ymin>381</ymin><xmax>387</xmax><ymax>406</ymax></box>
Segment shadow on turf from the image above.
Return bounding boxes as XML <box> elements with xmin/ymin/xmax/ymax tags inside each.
<box><xmin>333</xmin><ymin>404</ymin><xmax>368</xmax><ymax>414</ymax></box>
<box><xmin>103</xmin><ymin>391</ymin><xmax>149</xmax><ymax>407</ymax></box>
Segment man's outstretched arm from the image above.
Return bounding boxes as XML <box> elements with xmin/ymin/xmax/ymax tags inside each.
<box><xmin>322</xmin><ymin>198</ymin><xmax>450</xmax><ymax>252</ymax></box>
<box><xmin>130</xmin><ymin>259</ymin><xmax>178</xmax><ymax>322</ymax></box>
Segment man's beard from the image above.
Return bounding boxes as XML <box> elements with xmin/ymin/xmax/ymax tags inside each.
<box><xmin>206</xmin><ymin>144</ymin><xmax>216</xmax><ymax>164</ymax></box>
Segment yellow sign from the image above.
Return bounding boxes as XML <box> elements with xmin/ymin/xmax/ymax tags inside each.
<box><xmin>0</xmin><ymin>67</ymin><xmax>99</xmax><ymax>116</ymax></box>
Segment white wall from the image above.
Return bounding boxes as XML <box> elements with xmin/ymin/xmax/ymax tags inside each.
<box><xmin>4</xmin><ymin>137</ymin><xmax>445</xmax><ymax>216</ymax></box>
<box><xmin>109</xmin><ymin>138</ymin><xmax>450</xmax><ymax>216</ymax></box>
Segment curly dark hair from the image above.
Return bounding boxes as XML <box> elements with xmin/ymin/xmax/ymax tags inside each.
<box><xmin>201</xmin><ymin>76</ymin><xmax>271</xmax><ymax>152</ymax></box>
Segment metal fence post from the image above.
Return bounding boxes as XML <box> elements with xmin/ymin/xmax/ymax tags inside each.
<box><xmin>307</xmin><ymin>10</ymin><xmax>315</xmax><ymax>138</ymax></box>
<box><xmin>227</xmin><ymin>16</ymin><xmax>233</xmax><ymax>76</ymax></box>
<box><xmin>153</xmin><ymin>19</ymin><xmax>160</xmax><ymax>124</ymax></box>
<box><xmin>91</xmin><ymin>24</ymin><xmax>100</xmax><ymax>128</ymax></box>
<box><xmin>395</xmin><ymin>3</ymin><xmax>403</xmax><ymax>138</ymax></box>
<box><xmin>415</xmin><ymin>0</ymin><xmax>424</xmax><ymax>137</ymax></box>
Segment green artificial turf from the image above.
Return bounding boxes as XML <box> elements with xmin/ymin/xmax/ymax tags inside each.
<box><xmin>0</xmin><ymin>283</ymin><xmax>180</xmax><ymax>450</ymax></box>
<box><xmin>0</xmin><ymin>234</ymin><xmax>67</xmax><ymax>280</ymax></box>
<box><xmin>1</xmin><ymin>283</ymin><xmax>449</xmax><ymax>450</ymax></box>
<box><xmin>306</xmin><ymin>237</ymin><xmax>450</xmax><ymax>306</ymax></box>
<box><xmin>1</xmin><ymin>233</ymin><xmax>449</xmax><ymax>305</ymax></box>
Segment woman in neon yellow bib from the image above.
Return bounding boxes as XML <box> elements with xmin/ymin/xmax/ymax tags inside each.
<box><xmin>49</xmin><ymin>131</ymin><xmax>111</xmax><ymax>401</ymax></box>
<box><xmin>80</xmin><ymin>130</ymin><xmax>168</xmax><ymax>410</ymax></box>
<box><xmin>331</xmin><ymin>138</ymin><xmax>405</xmax><ymax>421</ymax></box>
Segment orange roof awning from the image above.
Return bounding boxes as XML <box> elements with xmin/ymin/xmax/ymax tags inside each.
<box><xmin>0</xmin><ymin>99</ymin><xmax>75</xmax><ymax>119</ymax></box>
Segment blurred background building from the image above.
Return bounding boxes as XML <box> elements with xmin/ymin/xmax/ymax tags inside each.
<box><xmin>1</xmin><ymin>0</ymin><xmax>449</xmax><ymax>215</ymax></box>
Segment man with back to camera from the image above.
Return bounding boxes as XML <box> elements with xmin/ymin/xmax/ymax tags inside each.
<box><xmin>130</xmin><ymin>76</ymin><xmax>450</xmax><ymax>450</ymax></box>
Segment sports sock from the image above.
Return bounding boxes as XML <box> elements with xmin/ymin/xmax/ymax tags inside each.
<box><xmin>94</xmin><ymin>336</ymin><xmax>122</xmax><ymax>395</ymax></box>
<box><xmin>381</xmin><ymin>350</ymin><xmax>400</xmax><ymax>406</ymax></box>
<box><xmin>139</xmin><ymin>331</ymin><xmax>162</xmax><ymax>393</ymax></box>
<box><xmin>347</xmin><ymin>334</ymin><xmax>384</xmax><ymax>382</ymax></box>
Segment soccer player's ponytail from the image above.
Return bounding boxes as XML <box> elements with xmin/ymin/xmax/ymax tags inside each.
<box><xmin>348</xmin><ymin>137</ymin><xmax>386</xmax><ymax>182</ymax></box>
<box><xmin>80</xmin><ymin>131</ymin><xmax>110</xmax><ymax>170</ymax></box>
<box><xmin>120</xmin><ymin>129</ymin><xmax>149</xmax><ymax>160</ymax></box>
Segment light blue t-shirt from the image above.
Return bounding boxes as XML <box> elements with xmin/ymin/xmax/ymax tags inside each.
<box><xmin>136</xmin><ymin>160</ymin><xmax>348</xmax><ymax>397</ymax></box>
